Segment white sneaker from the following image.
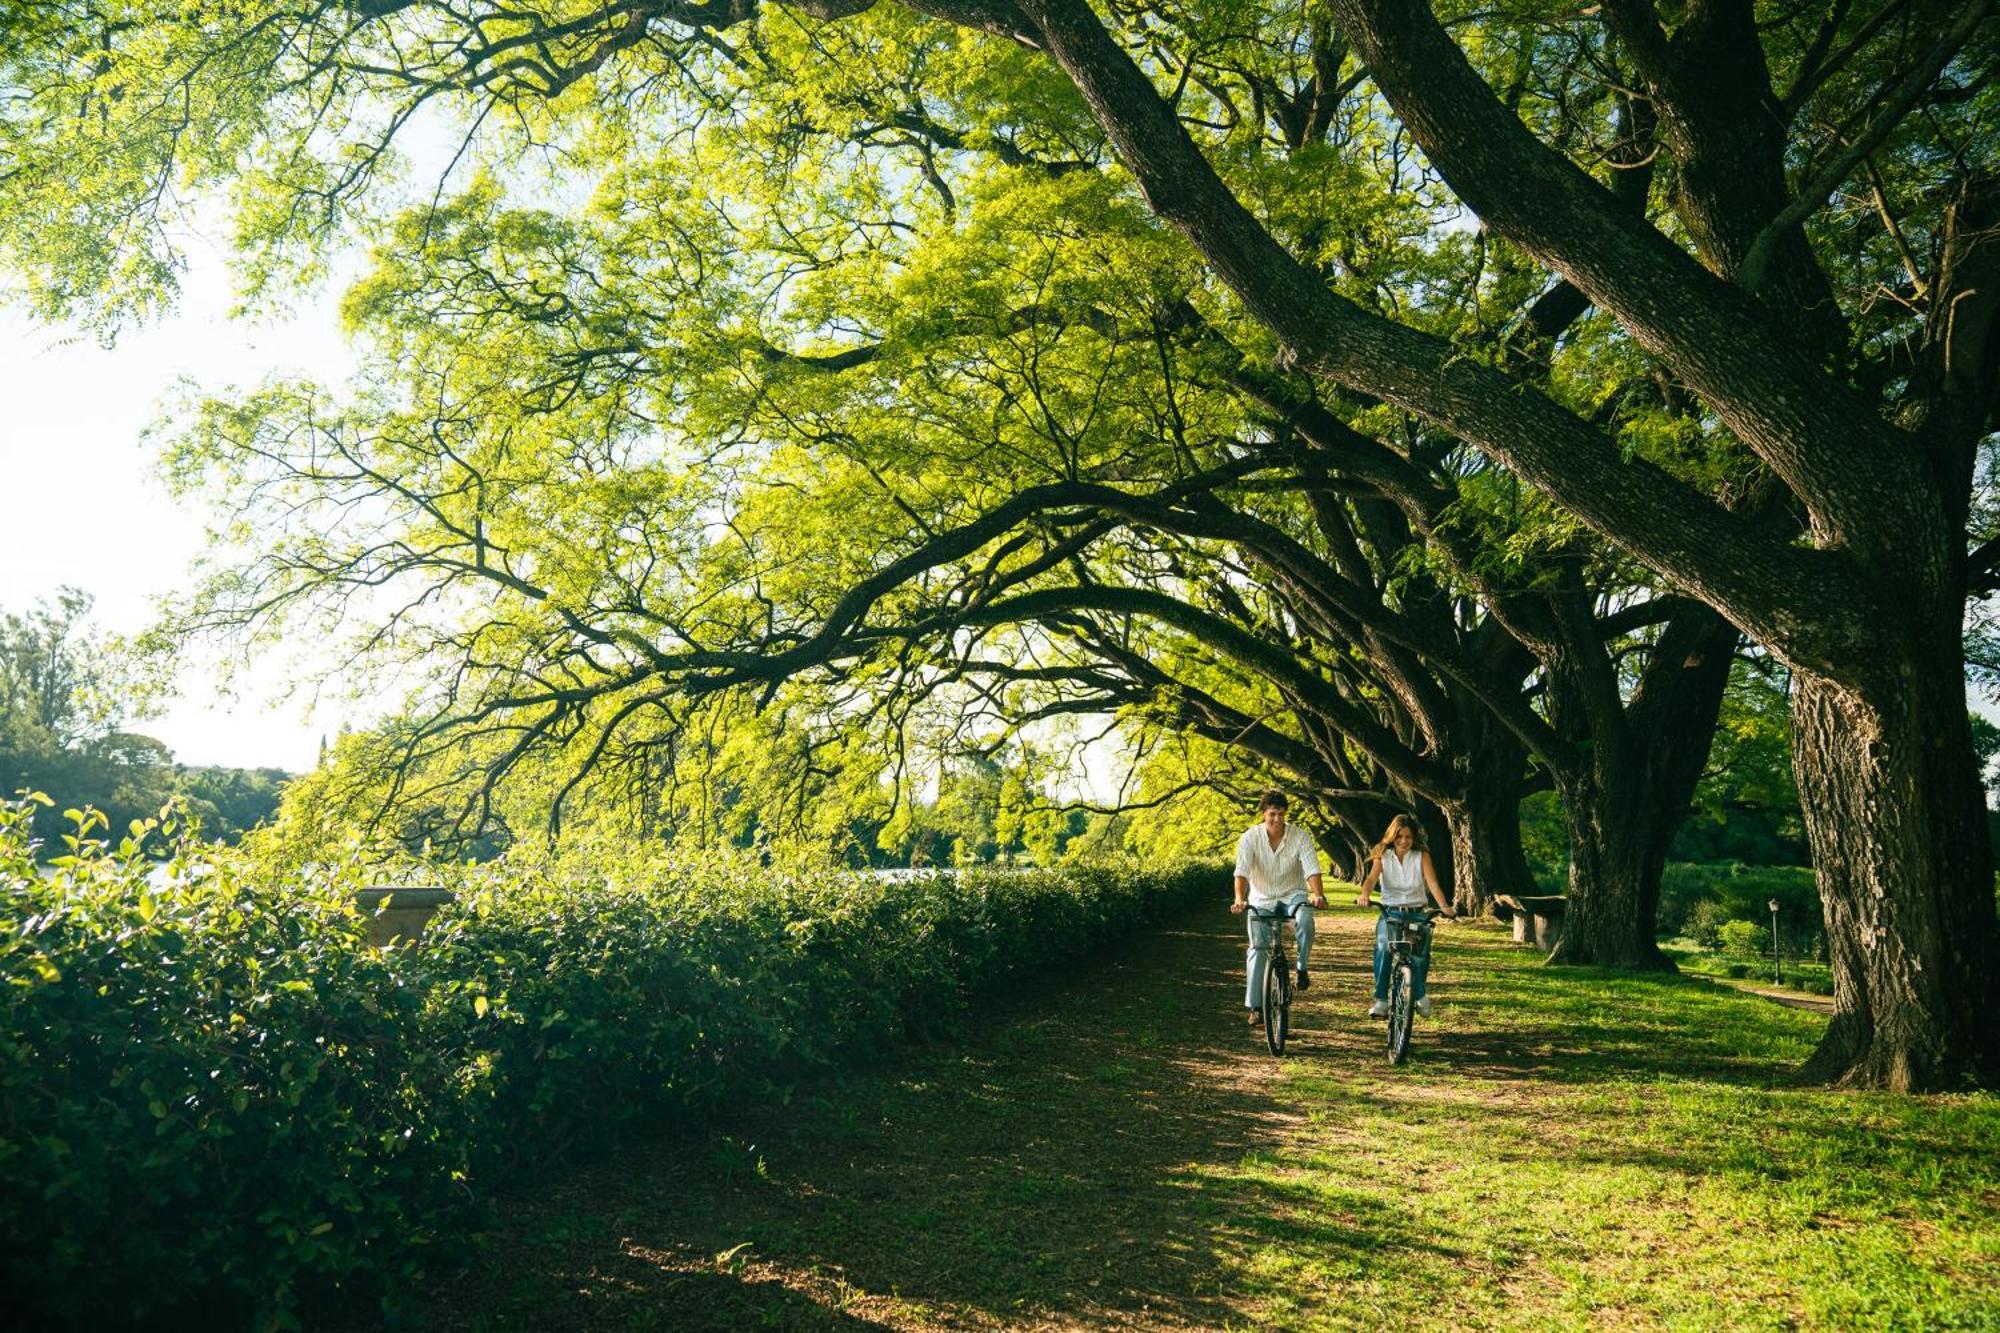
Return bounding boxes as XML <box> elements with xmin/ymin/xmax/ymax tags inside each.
<box><xmin>1368</xmin><ymin>1000</ymin><xmax>1388</xmax><ymax>1018</ymax></box>
<box><xmin>1416</xmin><ymin>997</ymin><xmax>1432</xmax><ymax>1018</ymax></box>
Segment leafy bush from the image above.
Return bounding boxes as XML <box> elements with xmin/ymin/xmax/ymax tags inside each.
<box><xmin>1657</xmin><ymin>862</ymin><xmax>1815</xmax><ymax>945</ymax></box>
<box><xmin>0</xmin><ymin>797</ymin><xmax>1216</xmax><ymax>1326</ymax></box>
<box><xmin>1724</xmin><ymin>961</ymin><xmax>1752</xmax><ymax>978</ymax></box>
<box><xmin>1683</xmin><ymin>899</ymin><xmax>1729</xmax><ymax>949</ymax></box>
<box><xmin>1716</xmin><ymin>919</ymin><xmax>1772</xmax><ymax>957</ymax></box>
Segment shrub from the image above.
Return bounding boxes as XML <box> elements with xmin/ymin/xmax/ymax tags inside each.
<box><xmin>0</xmin><ymin>798</ymin><xmax>1216</xmax><ymax>1326</ymax></box>
<box><xmin>1683</xmin><ymin>899</ymin><xmax>1730</xmax><ymax>949</ymax></box>
<box><xmin>1716</xmin><ymin>919</ymin><xmax>1772</xmax><ymax>957</ymax></box>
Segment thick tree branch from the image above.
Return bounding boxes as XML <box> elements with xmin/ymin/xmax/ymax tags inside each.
<box><xmin>1326</xmin><ymin>0</ymin><xmax>1916</xmax><ymax>541</ymax></box>
<box><xmin>934</xmin><ymin>0</ymin><xmax>1874</xmax><ymax>673</ymax></box>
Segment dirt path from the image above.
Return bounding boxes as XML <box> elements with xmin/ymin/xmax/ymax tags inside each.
<box><xmin>1704</xmin><ymin>975</ymin><xmax>1835</xmax><ymax>1014</ymax></box>
<box><xmin>387</xmin><ymin>904</ymin><xmax>1388</xmax><ymax>1331</ymax></box>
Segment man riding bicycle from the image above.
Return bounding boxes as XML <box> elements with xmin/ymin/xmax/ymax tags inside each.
<box><xmin>1230</xmin><ymin>791</ymin><xmax>1327</xmax><ymax>1029</ymax></box>
<box><xmin>1354</xmin><ymin>813</ymin><xmax>1456</xmax><ymax>1018</ymax></box>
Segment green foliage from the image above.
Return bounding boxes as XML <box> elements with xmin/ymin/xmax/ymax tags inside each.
<box><xmin>0</xmin><ymin>592</ymin><xmax>288</xmax><ymax>855</ymax></box>
<box><xmin>1682</xmin><ymin>898</ymin><xmax>1730</xmax><ymax>950</ymax></box>
<box><xmin>1519</xmin><ymin>790</ymin><xmax>1567</xmax><ymax>889</ymax></box>
<box><xmin>1716</xmin><ymin>919</ymin><xmax>1772</xmax><ymax>958</ymax></box>
<box><xmin>0</xmin><ymin>794</ymin><xmax>1215</xmax><ymax>1323</ymax></box>
<box><xmin>1669</xmin><ymin>660</ymin><xmax>1806</xmax><ymax>866</ymax></box>
<box><xmin>1656</xmin><ymin>862</ymin><xmax>1816</xmax><ymax>940</ymax></box>
<box><xmin>264</xmin><ymin>713</ymin><xmax>1090</xmax><ymax>869</ymax></box>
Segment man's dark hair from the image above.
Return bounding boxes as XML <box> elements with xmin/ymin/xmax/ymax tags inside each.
<box><xmin>1257</xmin><ymin>790</ymin><xmax>1289</xmax><ymax>812</ymax></box>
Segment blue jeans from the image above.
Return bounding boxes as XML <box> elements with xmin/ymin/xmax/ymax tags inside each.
<box><xmin>1244</xmin><ymin>894</ymin><xmax>1315</xmax><ymax>1008</ymax></box>
<box><xmin>1374</xmin><ymin>908</ymin><xmax>1433</xmax><ymax>1001</ymax></box>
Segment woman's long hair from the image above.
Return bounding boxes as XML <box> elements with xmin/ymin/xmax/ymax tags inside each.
<box><xmin>1370</xmin><ymin>812</ymin><xmax>1427</xmax><ymax>864</ymax></box>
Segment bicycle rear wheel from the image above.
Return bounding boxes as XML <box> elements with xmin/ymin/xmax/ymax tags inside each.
<box><xmin>1263</xmin><ymin>951</ymin><xmax>1288</xmax><ymax>1056</ymax></box>
<box><xmin>1386</xmin><ymin>961</ymin><xmax>1414</xmax><ymax>1064</ymax></box>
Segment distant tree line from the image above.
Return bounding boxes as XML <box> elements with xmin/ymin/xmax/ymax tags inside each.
<box><xmin>0</xmin><ymin>591</ymin><xmax>288</xmax><ymax>858</ymax></box>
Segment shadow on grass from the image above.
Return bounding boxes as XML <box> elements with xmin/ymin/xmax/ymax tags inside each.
<box><xmin>368</xmin><ymin>910</ymin><xmax>1880</xmax><ymax>1331</ymax></box>
<box><xmin>384</xmin><ymin>911</ymin><xmax>1338</xmax><ymax>1330</ymax></box>
<box><xmin>424</xmin><ymin>1260</ymin><xmax>907</xmax><ymax>1332</ymax></box>
<box><xmin>1403</xmin><ymin>926</ymin><xmax>1827</xmax><ymax>1089</ymax></box>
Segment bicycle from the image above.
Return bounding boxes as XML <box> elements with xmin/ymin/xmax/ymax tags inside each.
<box><xmin>1381</xmin><ymin>906</ymin><xmax>1442</xmax><ymax>1065</ymax></box>
<box><xmin>1247</xmin><ymin>900</ymin><xmax>1307</xmax><ymax>1056</ymax></box>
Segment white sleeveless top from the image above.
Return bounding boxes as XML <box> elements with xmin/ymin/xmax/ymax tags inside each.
<box><xmin>1379</xmin><ymin>847</ymin><xmax>1428</xmax><ymax>907</ymax></box>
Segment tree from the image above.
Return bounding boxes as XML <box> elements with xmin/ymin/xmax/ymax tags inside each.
<box><xmin>1672</xmin><ymin>657</ymin><xmax>1808</xmax><ymax>867</ymax></box>
<box><xmin>0</xmin><ymin>592</ymin><xmax>289</xmax><ymax>851</ymax></box>
<box><xmin>7</xmin><ymin>3</ymin><xmax>1726</xmax><ymax>942</ymax></box>
<box><xmin>1007</xmin><ymin>0</ymin><xmax>2000</xmax><ymax>1085</ymax></box>
<box><xmin>3</xmin><ymin>1</ymin><xmax>1994</xmax><ymax>1087</ymax></box>
<box><xmin>0</xmin><ymin>588</ymin><xmax>109</xmax><ymax>751</ymax></box>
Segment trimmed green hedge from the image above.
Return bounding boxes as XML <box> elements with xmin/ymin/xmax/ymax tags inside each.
<box><xmin>0</xmin><ymin>799</ymin><xmax>1216</xmax><ymax>1326</ymax></box>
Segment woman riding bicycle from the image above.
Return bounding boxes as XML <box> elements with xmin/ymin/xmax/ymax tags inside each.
<box><xmin>1354</xmin><ymin>813</ymin><xmax>1456</xmax><ymax>1019</ymax></box>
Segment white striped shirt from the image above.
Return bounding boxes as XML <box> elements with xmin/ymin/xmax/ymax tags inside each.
<box><xmin>1233</xmin><ymin>823</ymin><xmax>1322</xmax><ymax>907</ymax></box>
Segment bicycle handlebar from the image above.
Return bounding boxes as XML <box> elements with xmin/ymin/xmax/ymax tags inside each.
<box><xmin>1245</xmin><ymin>901</ymin><xmax>1306</xmax><ymax>920</ymax></box>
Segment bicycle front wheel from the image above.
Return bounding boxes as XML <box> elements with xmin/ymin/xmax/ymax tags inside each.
<box><xmin>1387</xmin><ymin>961</ymin><xmax>1414</xmax><ymax>1065</ymax></box>
<box><xmin>1263</xmin><ymin>954</ymin><xmax>1288</xmax><ymax>1056</ymax></box>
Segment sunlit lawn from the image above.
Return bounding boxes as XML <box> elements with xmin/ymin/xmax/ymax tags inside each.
<box><xmin>1209</xmin><ymin>915</ymin><xmax>2000</xmax><ymax>1330</ymax></box>
<box><xmin>378</xmin><ymin>909</ymin><xmax>2000</xmax><ymax>1331</ymax></box>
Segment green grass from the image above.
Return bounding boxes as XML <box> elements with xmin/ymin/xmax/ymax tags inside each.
<box><xmin>363</xmin><ymin>907</ymin><xmax>2000</xmax><ymax>1332</ymax></box>
<box><xmin>1231</xmin><ymin>920</ymin><xmax>1996</xmax><ymax>1330</ymax></box>
<box><xmin>1663</xmin><ymin>937</ymin><xmax>1837</xmax><ymax>993</ymax></box>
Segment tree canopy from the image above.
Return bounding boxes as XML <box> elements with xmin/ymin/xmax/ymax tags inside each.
<box><xmin>2</xmin><ymin>0</ymin><xmax>1995</xmax><ymax>1088</ymax></box>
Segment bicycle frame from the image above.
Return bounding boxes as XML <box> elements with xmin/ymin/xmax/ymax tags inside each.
<box><xmin>1247</xmin><ymin>901</ymin><xmax>1305</xmax><ymax>1056</ymax></box>
<box><xmin>1383</xmin><ymin>906</ymin><xmax>1436</xmax><ymax>966</ymax></box>
<box><xmin>1382</xmin><ymin>905</ymin><xmax>1439</xmax><ymax>1065</ymax></box>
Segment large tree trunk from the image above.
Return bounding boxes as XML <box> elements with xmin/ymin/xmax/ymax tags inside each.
<box><xmin>1546</xmin><ymin>603</ymin><xmax>1737</xmax><ymax>969</ymax></box>
<box><xmin>1547</xmin><ymin>759</ymin><xmax>1675</xmax><ymax>970</ymax></box>
<box><xmin>1440</xmin><ymin>787</ymin><xmax>1532</xmax><ymax>918</ymax></box>
<box><xmin>1794</xmin><ymin>648</ymin><xmax>2000</xmax><ymax>1090</ymax></box>
<box><xmin>1439</xmin><ymin>720</ymin><xmax>1533</xmax><ymax>916</ymax></box>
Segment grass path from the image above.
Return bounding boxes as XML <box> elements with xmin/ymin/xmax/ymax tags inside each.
<box><xmin>384</xmin><ymin>906</ymin><xmax>2000</xmax><ymax>1331</ymax></box>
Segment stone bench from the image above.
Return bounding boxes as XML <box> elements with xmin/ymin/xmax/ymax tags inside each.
<box><xmin>353</xmin><ymin>886</ymin><xmax>455</xmax><ymax>948</ymax></box>
<box><xmin>1492</xmin><ymin>894</ymin><xmax>1567</xmax><ymax>953</ymax></box>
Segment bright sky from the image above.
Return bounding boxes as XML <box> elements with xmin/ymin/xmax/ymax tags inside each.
<box><xmin>0</xmin><ymin>240</ymin><xmax>357</xmax><ymax>772</ymax></box>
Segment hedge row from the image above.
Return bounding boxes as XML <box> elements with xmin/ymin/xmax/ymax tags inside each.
<box><xmin>0</xmin><ymin>799</ymin><xmax>1216</xmax><ymax>1326</ymax></box>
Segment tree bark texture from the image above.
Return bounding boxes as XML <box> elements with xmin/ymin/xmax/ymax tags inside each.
<box><xmin>1438</xmin><ymin>708</ymin><xmax>1534</xmax><ymax>917</ymax></box>
<box><xmin>1549</xmin><ymin>760</ymin><xmax>1675</xmax><ymax>971</ymax></box>
<box><xmin>1794</xmin><ymin>647</ymin><xmax>2000</xmax><ymax>1090</ymax></box>
<box><xmin>1545</xmin><ymin>602</ymin><xmax>1739</xmax><ymax>969</ymax></box>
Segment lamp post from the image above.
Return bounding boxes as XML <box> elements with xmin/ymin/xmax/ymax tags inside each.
<box><xmin>1768</xmin><ymin>898</ymin><xmax>1782</xmax><ymax>986</ymax></box>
